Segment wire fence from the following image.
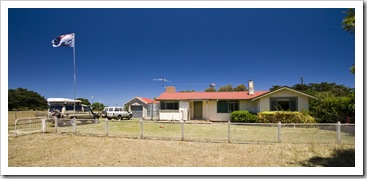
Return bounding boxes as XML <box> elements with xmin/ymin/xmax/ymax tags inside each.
<box><xmin>11</xmin><ymin>117</ymin><xmax>355</xmax><ymax>145</ymax></box>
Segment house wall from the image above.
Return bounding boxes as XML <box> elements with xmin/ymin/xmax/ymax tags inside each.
<box><xmin>159</xmin><ymin>110</ymin><xmax>181</xmax><ymax>120</ymax></box>
<box><xmin>207</xmin><ymin>100</ymin><xmax>230</xmax><ymax>121</ymax></box>
<box><xmin>239</xmin><ymin>100</ymin><xmax>258</xmax><ymax>113</ymax></box>
<box><xmin>207</xmin><ymin>100</ymin><xmax>257</xmax><ymax>122</ymax></box>
<box><xmin>257</xmin><ymin>90</ymin><xmax>310</xmax><ymax>112</ymax></box>
<box><xmin>159</xmin><ymin>101</ymin><xmax>189</xmax><ymax>121</ymax></box>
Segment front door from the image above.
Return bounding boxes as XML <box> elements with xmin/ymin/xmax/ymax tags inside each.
<box><xmin>194</xmin><ymin>101</ymin><xmax>203</xmax><ymax>119</ymax></box>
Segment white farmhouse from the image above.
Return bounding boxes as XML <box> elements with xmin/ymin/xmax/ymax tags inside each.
<box><xmin>156</xmin><ymin>80</ymin><xmax>317</xmax><ymax>122</ymax></box>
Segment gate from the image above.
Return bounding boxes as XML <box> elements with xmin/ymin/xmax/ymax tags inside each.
<box><xmin>13</xmin><ymin>117</ymin><xmax>50</xmax><ymax>136</ymax></box>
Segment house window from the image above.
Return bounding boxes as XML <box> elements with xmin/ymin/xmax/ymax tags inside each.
<box><xmin>270</xmin><ymin>97</ymin><xmax>298</xmax><ymax>111</ymax></box>
<box><xmin>217</xmin><ymin>100</ymin><xmax>239</xmax><ymax>113</ymax></box>
<box><xmin>160</xmin><ymin>101</ymin><xmax>179</xmax><ymax>110</ymax></box>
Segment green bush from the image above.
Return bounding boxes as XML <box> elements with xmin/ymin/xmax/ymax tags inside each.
<box><xmin>230</xmin><ymin>110</ymin><xmax>257</xmax><ymax>123</ymax></box>
<box><xmin>257</xmin><ymin>111</ymin><xmax>315</xmax><ymax>123</ymax></box>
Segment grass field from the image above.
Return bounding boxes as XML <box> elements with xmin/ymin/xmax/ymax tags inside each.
<box><xmin>8</xmin><ymin>133</ymin><xmax>355</xmax><ymax>167</ymax></box>
<box><xmin>7</xmin><ymin>111</ymin><xmax>355</xmax><ymax>167</ymax></box>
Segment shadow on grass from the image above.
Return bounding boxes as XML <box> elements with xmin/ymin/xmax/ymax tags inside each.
<box><xmin>300</xmin><ymin>148</ymin><xmax>355</xmax><ymax>167</ymax></box>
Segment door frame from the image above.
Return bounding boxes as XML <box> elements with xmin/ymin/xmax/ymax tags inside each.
<box><xmin>193</xmin><ymin>101</ymin><xmax>203</xmax><ymax>119</ymax></box>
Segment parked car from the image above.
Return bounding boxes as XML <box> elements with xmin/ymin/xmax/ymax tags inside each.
<box><xmin>47</xmin><ymin>98</ymin><xmax>100</xmax><ymax>125</ymax></box>
<box><xmin>102</xmin><ymin>106</ymin><xmax>133</xmax><ymax>120</ymax></box>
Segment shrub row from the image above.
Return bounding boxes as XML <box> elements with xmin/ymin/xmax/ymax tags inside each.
<box><xmin>230</xmin><ymin>110</ymin><xmax>257</xmax><ymax>123</ymax></box>
<box><xmin>230</xmin><ymin>110</ymin><xmax>315</xmax><ymax>123</ymax></box>
<box><xmin>257</xmin><ymin>111</ymin><xmax>315</xmax><ymax>123</ymax></box>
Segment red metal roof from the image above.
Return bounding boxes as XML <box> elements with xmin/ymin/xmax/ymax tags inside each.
<box><xmin>156</xmin><ymin>91</ymin><xmax>269</xmax><ymax>101</ymax></box>
<box><xmin>137</xmin><ymin>97</ymin><xmax>159</xmax><ymax>104</ymax></box>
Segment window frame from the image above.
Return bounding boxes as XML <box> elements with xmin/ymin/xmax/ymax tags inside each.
<box><xmin>160</xmin><ymin>101</ymin><xmax>179</xmax><ymax>111</ymax></box>
<box><xmin>269</xmin><ymin>97</ymin><xmax>298</xmax><ymax>111</ymax></box>
<box><xmin>217</xmin><ymin>100</ymin><xmax>239</xmax><ymax>113</ymax></box>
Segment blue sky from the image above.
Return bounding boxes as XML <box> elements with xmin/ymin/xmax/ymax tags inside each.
<box><xmin>8</xmin><ymin>8</ymin><xmax>355</xmax><ymax>106</ymax></box>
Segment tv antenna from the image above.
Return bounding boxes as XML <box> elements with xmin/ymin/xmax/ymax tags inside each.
<box><xmin>300</xmin><ymin>76</ymin><xmax>304</xmax><ymax>90</ymax></box>
<box><xmin>153</xmin><ymin>78</ymin><xmax>171</xmax><ymax>90</ymax></box>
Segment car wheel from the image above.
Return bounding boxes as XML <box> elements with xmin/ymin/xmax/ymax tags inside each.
<box><xmin>116</xmin><ymin>115</ymin><xmax>122</xmax><ymax>120</ymax></box>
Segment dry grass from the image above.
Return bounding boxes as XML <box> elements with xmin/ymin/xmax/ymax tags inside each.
<box><xmin>7</xmin><ymin>111</ymin><xmax>355</xmax><ymax>167</ymax></box>
<box><xmin>8</xmin><ymin>133</ymin><xmax>354</xmax><ymax>167</ymax></box>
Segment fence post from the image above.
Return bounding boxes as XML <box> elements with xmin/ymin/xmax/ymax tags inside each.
<box><xmin>42</xmin><ymin>118</ymin><xmax>46</xmax><ymax>133</ymax></box>
<box><xmin>105</xmin><ymin>118</ymin><xmax>109</xmax><ymax>136</ymax></box>
<box><xmin>140</xmin><ymin>118</ymin><xmax>144</xmax><ymax>139</ymax></box>
<box><xmin>151</xmin><ymin>103</ymin><xmax>153</xmax><ymax>120</ymax></box>
<box><xmin>228</xmin><ymin>121</ymin><xmax>231</xmax><ymax>143</ymax></box>
<box><xmin>336</xmin><ymin>121</ymin><xmax>341</xmax><ymax>144</ymax></box>
<box><xmin>55</xmin><ymin>117</ymin><xmax>58</xmax><ymax>134</ymax></box>
<box><xmin>73</xmin><ymin>118</ymin><xmax>77</xmax><ymax>134</ymax></box>
<box><xmin>14</xmin><ymin>119</ymin><xmax>17</xmax><ymax>137</ymax></box>
<box><xmin>14</xmin><ymin>113</ymin><xmax>18</xmax><ymax>136</ymax></box>
<box><xmin>278</xmin><ymin>122</ymin><xmax>282</xmax><ymax>143</ymax></box>
<box><xmin>181</xmin><ymin>120</ymin><xmax>184</xmax><ymax>141</ymax></box>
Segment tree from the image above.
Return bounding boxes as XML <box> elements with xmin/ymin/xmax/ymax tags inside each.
<box><xmin>341</xmin><ymin>8</ymin><xmax>355</xmax><ymax>74</ymax></box>
<box><xmin>234</xmin><ymin>84</ymin><xmax>248</xmax><ymax>92</ymax></box>
<box><xmin>218</xmin><ymin>85</ymin><xmax>233</xmax><ymax>92</ymax></box>
<box><xmin>350</xmin><ymin>64</ymin><xmax>355</xmax><ymax>75</ymax></box>
<box><xmin>8</xmin><ymin>88</ymin><xmax>48</xmax><ymax>111</ymax></box>
<box><xmin>76</xmin><ymin>98</ymin><xmax>91</xmax><ymax>106</ymax></box>
<box><xmin>91</xmin><ymin>102</ymin><xmax>105</xmax><ymax>111</ymax></box>
<box><xmin>180</xmin><ymin>90</ymin><xmax>195</xmax><ymax>92</ymax></box>
<box><xmin>309</xmin><ymin>92</ymin><xmax>354</xmax><ymax>123</ymax></box>
<box><xmin>269</xmin><ymin>85</ymin><xmax>282</xmax><ymax>91</ymax></box>
<box><xmin>306</xmin><ymin>82</ymin><xmax>353</xmax><ymax>97</ymax></box>
<box><xmin>342</xmin><ymin>8</ymin><xmax>355</xmax><ymax>34</ymax></box>
<box><xmin>204</xmin><ymin>88</ymin><xmax>216</xmax><ymax>92</ymax></box>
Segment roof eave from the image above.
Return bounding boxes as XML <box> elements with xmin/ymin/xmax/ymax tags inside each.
<box><xmin>251</xmin><ymin>87</ymin><xmax>318</xmax><ymax>101</ymax></box>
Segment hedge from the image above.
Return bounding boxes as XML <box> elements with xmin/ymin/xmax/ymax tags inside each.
<box><xmin>257</xmin><ymin>111</ymin><xmax>315</xmax><ymax>123</ymax></box>
<box><xmin>230</xmin><ymin>110</ymin><xmax>257</xmax><ymax>123</ymax></box>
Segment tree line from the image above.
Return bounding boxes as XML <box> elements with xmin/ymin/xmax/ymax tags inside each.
<box><xmin>8</xmin><ymin>88</ymin><xmax>105</xmax><ymax>111</ymax></box>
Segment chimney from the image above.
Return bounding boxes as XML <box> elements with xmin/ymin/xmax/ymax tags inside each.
<box><xmin>248</xmin><ymin>80</ymin><xmax>254</xmax><ymax>95</ymax></box>
<box><xmin>165</xmin><ymin>86</ymin><xmax>176</xmax><ymax>93</ymax></box>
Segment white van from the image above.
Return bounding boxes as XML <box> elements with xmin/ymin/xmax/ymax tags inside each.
<box><xmin>47</xmin><ymin>98</ymin><xmax>100</xmax><ymax>125</ymax></box>
<box><xmin>101</xmin><ymin>106</ymin><xmax>133</xmax><ymax>120</ymax></box>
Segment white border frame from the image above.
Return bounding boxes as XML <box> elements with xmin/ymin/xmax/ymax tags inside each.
<box><xmin>1</xmin><ymin>0</ymin><xmax>363</xmax><ymax>176</ymax></box>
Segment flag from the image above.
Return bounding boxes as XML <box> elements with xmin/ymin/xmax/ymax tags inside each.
<box><xmin>52</xmin><ymin>33</ymin><xmax>74</xmax><ymax>47</ymax></box>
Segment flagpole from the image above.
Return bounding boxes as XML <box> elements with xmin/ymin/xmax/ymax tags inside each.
<box><xmin>73</xmin><ymin>33</ymin><xmax>76</xmax><ymax>118</ymax></box>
